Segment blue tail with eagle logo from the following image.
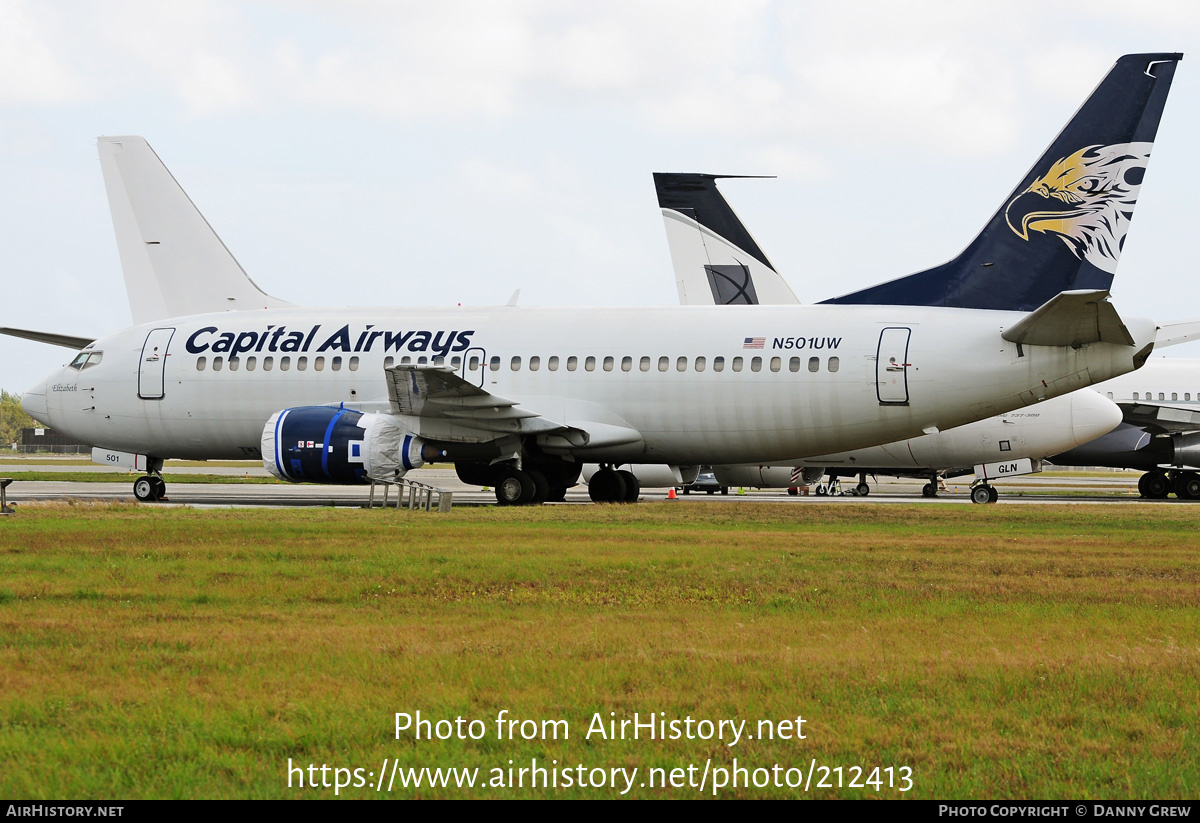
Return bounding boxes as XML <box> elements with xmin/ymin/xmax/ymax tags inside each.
<box><xmin>823</xmin><ymin>53</ymin><xmax>1182</xmax><ymax>312</ymax></box>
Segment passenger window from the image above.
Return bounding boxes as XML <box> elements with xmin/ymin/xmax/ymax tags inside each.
<box><xmin>751</xmin><ymin>357</ymin><xmax>762</xmax><ymax>372</ymax></box>
<box><xmin>769</xmin><ymin>357</ymin><xmax>781</xmax><ymax>372</ymax></box>
<box><xmin>450</xmin><ymin>356</ymin><xmax>461</xmax><ymax>369</ymax></box>
<box><xmin>384</xmin><ymin>356</ymin><xmax>394</xmax><ymax>370</ymax></box>
<box><xmin>603</xmin><ymin>356</ymin><xmax>614</xmax><ymax>372</ymax></box>
<box><xmin>828</xmin><ymin>357</ymin><xmax>839</xmax><ymax>373</ymax></box>
<box><xmin>489</xmin><ymin>356</ymin><xmax>500</xmax><ymax>371</ymax></box>
<box><xmin>281</xmin><ymin>356</ymin><xmax>291</xmax><ymax>371</ymax></box>
<box><xmin>585</xmin><ymin>356</ymin><xmax>596</xmax><ymax>372</ymax></box>
<box><xmin>620</xmin><ymin>356</ymin><xmax>631</xmax><ymax>372</ymax></box>
<box><xmin>640</xmin><ymin>356</ymin><xmax>650</xmax><ymax>372</ymax></box>
<box><xmin>529</xmin><ymin>356</ymin><xmax>540</xmax><ymax>372</ymax></box>
<box><xmin>417</xmin><ymin>356</ymin><xmax>428</xmax><ymax>366</ymax></box>
<box><xmin>349</xmin><ymin>356</ymin><xmax>359</xmax><ymax>371</ymax></box>
<box><xmin>469</xmin><ymin>356</ymin><xmax>480</xmax><ymax>371</ymax></box>
<box><xmin>213</xmin><ymin>357</ymin><xmax>223</xmax><ymax>372</ymax></box>
<box><xmin>695</xmin><ymin>356</ymin><xmax>706</xmax><ymax>372</ymax></box>
<box><xmin>1107</xmin><ymin>392</ymin><xmax>1113</xmax><ymax>399</ymax></box>
<box><xmin>297</xmin><ymin>357</ymin><xmax>307</xmax><ymax>371</ymax></box>
<box><xmin>658</xmin><ymin>356</ymin><xmax>669</xmax><ymax>372</ymax></box>
<box><xmin>229</xmin><ymin>358</ymin><xmax>240</xmax><ymax>372</ymax></box>
<box><xmin>432</xmin><ymin>356</ymin><xmax>444</xmax><ymax>367</ymax></box>
<box><xmin>1160</xmin><ymin>392</ymin><xmax>1166</xmax><ymax>401</ymax></box>
<box><xmin>511</xmin><ymin>356</ymin><xmax>521</xmax><ymax>371</ymax></box>
<box><xmin>246</xmin><ymin>356</ymin><xmax>257</xmax><ymax>371</ymax></box>
<box><xmin>1172</xmin><ymin>392</ymin><xmax>1178</xmax><ymax>401</ymax></box>
<box><xmin>567</xmin><ymin>356</ymin><xmax>578</xmax><ymax>371</ymax></box>
<box><xmin>314</xmin><ymin>357</ymin><xmax>325</xmax><ymax>372</ymax></box>
<box><xmin>789</xmin><ymin>357</ymin><xmax>800</xmax><ymax>373</ymax></box>
<box><xmin>713</xmin><ymin>357</ymin><xmax>725</xmax><ymax>373</ymax></box>
<box><xmin>1132</xmin><ymin>392</ymin><xmax>1139</xmax><ymax>400</ymax></box>
<box><xmin>548</xmin><ymin>356</ymin><xmax>559</xmax><ymax>372</ymax></box>
<box><xmin>1188</xmin><ymin>393</ymin><xmax>1192</xmax><ymax>401</ymax></box>
<box><xmin>808</xmin><ymin>357</ymin><xmax>820</xmax><ymax>373</ymax></box>
<box><xmin>264</xmin><ymin>357</ymin><xmax>274</xmax><ymax>371</ymax></box>
<box><xmin>677</xmin><ymin>357</ymin><xmax>687</xmax><ymax>372</ymax></box>
<box><xmin>197</xmin><ymin>357</ymin><xmax>207</xmax><ymax>371</ymax></box>
<box><xmin>732</xmin><ymin>357</ymin><xmax>743</xmax><ymax>372</ymax></box>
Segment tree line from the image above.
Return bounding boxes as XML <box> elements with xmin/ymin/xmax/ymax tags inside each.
<box><xmin>1</xmin><ymin>390</ymin><xmax>40</xmax><ymax>446</ymax></box>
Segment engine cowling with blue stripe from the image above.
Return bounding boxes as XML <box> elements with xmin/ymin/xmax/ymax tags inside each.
<box><xmin>261</xmin><ymin>406</ymin><xmax>442</xmax><ymax>484</ymax></box>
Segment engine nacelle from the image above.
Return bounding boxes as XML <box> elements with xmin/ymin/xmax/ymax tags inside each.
<box><xmin>1170</xmin><ymin>431</ymin><xmax>1200</xmax><ymax>469</ymax></box>
<box><xmin>261</xmin><ymin>406</ymin><xmax>441</xmax><ymax>484</ymax></box>
<box><xmin>712</xmin><ymin>465</ymin><xmax>824</xmax><ymax>488</ymax></box>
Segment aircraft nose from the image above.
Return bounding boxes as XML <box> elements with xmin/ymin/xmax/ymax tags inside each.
<box><xmin>21</xmin><ymin>378</ymin><xmax>49</xmax><ymax>425</ymax></box>
<box><xmin>1070</xmin><ymin>389</ymin><xmax>1123</xmax><ymax>447</ymax></box>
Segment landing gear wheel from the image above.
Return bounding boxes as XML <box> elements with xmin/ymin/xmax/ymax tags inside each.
<box><xmin>133</xmin><ymin>476</ymin><xmax>159</xmax><ymax>502</ymax></box>
<box><xmin>588</xmin><ymin>469</ymin><xmax>627</xmax><ymax>503</ymax></box>
<box><xmin>921</xmin><ymin>483</ymin><xmax>937</xmax><ymax>498</ymax></box>
<box><xmin>815</xmin><ymin>485</ymin><xmax>828</xmax><ymax>497</ymax></box>
<box><xmin>988</xmin><ymin>485</ymin><xmax>998</xmax><ymax>503</ymax></box>
<box><xmin>855</xmin><ymin>482</ymin><xmax>870</xmax><ymax>497</ymax></box>
<box><xmin>971</xmin><ymin>484</ymin><xmax>994</xmax><ymax>505</ymax></box>
<box><xmin>152</xmin><ymin>477</ymin><xmax>167</xmax><ymax>499</ymax></box>
<box><xmin>616</xmin><ymin>470</ymin><xmax>640</xmax><ymax>502</ymax></box>
<box><xmin>1138</xmin><ymin>471</ymin><xmax>1170</xmax><ymax>499</ymax></box>
<box><xmin>495</xmin><ymin>469</ymin><xmax>533</xmax><ymax>506</ymax></box>
<box><xmin>527</xmin><ymin>469</ymin><xmax>550</xmax><ymax>504</ymax></box>
<box><xmin>1174</xmin><ymin>472</ymin><xmax>1200</xmax><ymax>500</ymax></box>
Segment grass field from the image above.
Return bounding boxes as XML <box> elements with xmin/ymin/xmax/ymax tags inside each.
<box><xmin>0</xmin><ymin>502</ymin><xmax>1196</xmax><ymax>799</ymax></box>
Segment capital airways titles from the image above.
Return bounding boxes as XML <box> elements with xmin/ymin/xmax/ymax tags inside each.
<box><xmin>185</xmin><ymin>324</ymin><xmax>475</xmax><ymax>358</ymax></box>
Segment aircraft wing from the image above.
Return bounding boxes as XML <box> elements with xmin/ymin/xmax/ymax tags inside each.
<box><xmin>1117</xmin><ymin>402</ymin><xmax>1200</xmax><ymax>434</ymax></box>
<box><xmin>385</xmin><ymin>365</ymin><xmax>643</xmax><ymax>450</ymax></box>
<box><xmin>0</xmin><ymin>327</ymin><xmax>96</xmax><ymax>350</ymax></box>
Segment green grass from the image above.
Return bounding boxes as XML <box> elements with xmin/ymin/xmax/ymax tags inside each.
<box><xmin>0</xmin><ymin>503</ymin><xmax>1196</xmax><ymax>799</ymax></box>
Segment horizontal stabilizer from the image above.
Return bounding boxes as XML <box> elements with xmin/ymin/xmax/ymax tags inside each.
<box><xmin>1154</xmin><ymin>319</ymin><xmax>1200</xmax><ymax>348</ymax></box>
<box><xmin>1001</xmin><ymin>290</ymin><xmax>1134</xmax><ymax>347</ymax></box>
<box><xmin>0</xmin><ymin>327</ymin><xmax>95</xmax><ymax>350</ymax></box>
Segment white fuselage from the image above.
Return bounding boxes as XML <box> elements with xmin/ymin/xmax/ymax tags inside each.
<box><xmin>23</xmin><ymin>304</ymin><xmax>1154</xmax><ymax>467</ymax></box>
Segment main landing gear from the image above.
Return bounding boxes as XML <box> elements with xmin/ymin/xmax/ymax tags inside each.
<box><xmin>587</xmin><ymin>465</ymin><xmax>640</xmax><ymax>504</ymax></box>
<box><xmin>1138</xmin><ymin>469</ymin><xmax>1200</xmax><ymax>500</ymax></box>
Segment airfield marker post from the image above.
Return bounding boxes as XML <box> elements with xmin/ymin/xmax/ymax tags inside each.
<box><xmin>0</xmin><ymin>478</ymin><xmax>13</xmax><ymax>515</ymax></box>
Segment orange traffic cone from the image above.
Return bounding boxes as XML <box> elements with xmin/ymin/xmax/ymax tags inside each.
<box><xmin>667</xmin><ymin>488</ymin><xmax>678</xmax><ymax>500</ymax></box>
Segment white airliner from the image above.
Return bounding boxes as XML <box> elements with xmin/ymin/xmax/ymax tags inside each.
<box><xmin>4</xmin><ymin>53</ymin><xmax>1181</xmax><ymax>505</ymax></box>
<box><xmin>649</xmin><ymin>54</ymin><xmax>1200</xmax><ymax>503</ymax></box>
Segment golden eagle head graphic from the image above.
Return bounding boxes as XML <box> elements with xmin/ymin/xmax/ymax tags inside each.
<box><xmin>1004</xmin><ymin>142</ymin><xmax>1152</xmax><ymax>274</ymax></box>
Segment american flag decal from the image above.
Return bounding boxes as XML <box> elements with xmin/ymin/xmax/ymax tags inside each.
<box><xmin>743</xmin><ymin>337</ymin><xmax>765</xmax><ymax>349</ymax></box>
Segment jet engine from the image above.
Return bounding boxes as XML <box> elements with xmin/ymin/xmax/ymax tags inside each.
<box><xmin>261</xmin><ymin>406</ymin><xmax>443</xmax><ymax>484</ymax></box>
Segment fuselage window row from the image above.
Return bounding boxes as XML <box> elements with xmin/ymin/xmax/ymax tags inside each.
<box><xmin>191</xmin><ymin>353</ymin><xmax>840</xmax><ymax>375</ymax></box>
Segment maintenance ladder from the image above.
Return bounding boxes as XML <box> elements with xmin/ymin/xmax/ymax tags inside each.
<box><xmin>367</xmin><ymin>477</ymin><xmax>453</xmax><ymax>512</ymax></box>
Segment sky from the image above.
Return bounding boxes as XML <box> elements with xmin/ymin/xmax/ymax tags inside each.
<box><xmin>5</xmin><ymin>0</ymin><xmax>1200</xmax><ymax>393</ymax></box>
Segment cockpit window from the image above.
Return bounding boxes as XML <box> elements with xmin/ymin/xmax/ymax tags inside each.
<box><xmin>68</xmin><ymin>351</ymin><xmax>103</xmax><ymax>370</ymax></box>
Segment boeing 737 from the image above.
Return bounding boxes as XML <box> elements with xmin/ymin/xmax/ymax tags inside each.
<box><xmin>652</xmin><ymin>55</ymin><xmax>1200</xmax><ymax>502</ymax></box>
<box><xmin>5</xmin><ymin>53</ymin><xmax>1180</xmax><ymax>505</ymax></box>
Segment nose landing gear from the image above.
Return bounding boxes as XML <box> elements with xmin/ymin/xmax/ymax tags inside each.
<box><xmin>132</xmin><ymin>458</ymin><xmax>167</xmax><ymax>502</ymax></box>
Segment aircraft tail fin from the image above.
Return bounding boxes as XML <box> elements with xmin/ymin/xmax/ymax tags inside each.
<box><xmin>655</xmin><ymin>173</ymin><xmax>799</xmax><ymax>306</ymax></box>
<box><xmin>98</xmin><ymin>136</ymin><xmax>293</xmax><ymax>324</ymax></box>
<box><xmin>823</xmin><ymin>53</ymin><xmax>1182</xmax><ymax>312</ymax></box>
